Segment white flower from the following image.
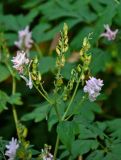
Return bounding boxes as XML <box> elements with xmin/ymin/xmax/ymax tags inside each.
<box><xmin>15</xmin><ymin>26</ymin><xmax>33</xmax><ymax>51</ymax></box>
<box><xmin>5</xmin><ymin>137</ymin><xmax>19</xmax><ymax>160</ymax></box>
<box><xmin>43</xmin><ymin>154</ymin><xmax>53</xmax><ymax>160</ymax></box>
<box><xmin>41</xmin><ymin>149</ymin><xmax>53</xmax><ymax>160</ymax></box>
<box><xmin>20</xmin><ymin>73</ymin><xmax>33</xmax><ymax>89</ymax></box>
<box><xmin>100</xmin><ymin>24</ymin><xmax>118</xmax><ymax>41</ymax></box>
<box><xmin>11</xmin><ymin>51</ymin><xmax>29</xmax><ymax>73</ymax></box>
<box><xmin>83</xmin><ymin>77</ymin><xmax>104</xmax><ymax>101</ymax></box>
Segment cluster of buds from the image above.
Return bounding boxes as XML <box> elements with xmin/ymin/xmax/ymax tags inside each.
<box><xmin>54</xmin><ymin>23</ymin><xmax>69</xmax><ymax>93</ymax></box>
<box><xmin>0</xmin><ymin>33</ymin><xmax>10</xmax><ymax>62</ymax></box>
<box><xmin>63</xmin><ymin>67</ymin><xmax>80</xmax><ymax>101</ymax></box>
<box><xmin>30</xmin><ymin>57</ymin><xmax>41</xmax><ymax>85</ymax></box>
<box><xmin>16</xmin><ymin>122</ymin><xmax>32</xmax><ymax>160</ymax></box>
<box><xmin>38</xmin><ymin>144</ymin><xmax>53</xmax><ymax>160</ymax></box>
<box><xmin>56</xmin><ymin>23</ymin><xmax>68</xmax><ymax>68</ymax></box>
<box><xmin>79</xmin><ymin>34</ymin><xmax>92</xmax><ymax>84</ymax></box>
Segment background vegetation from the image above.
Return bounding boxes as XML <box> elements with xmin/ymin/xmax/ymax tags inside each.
<box><xmin>0</xmin><ymin>0</ymin><xmax>121</xmax><ymax>159</ymax></box>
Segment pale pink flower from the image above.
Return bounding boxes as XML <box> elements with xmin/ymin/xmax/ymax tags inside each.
<box><xmin>20</xmin><ymin>73</ymin><xmax>33</xmax><ymax>89</ymax></box>
<box><xmin>83</xmin><ymin>77</ymin><xmax>103</xmax><ymax>101</ymax></box>
<box><xmin>11</xmin><ymin>51</ymin><xmax>29</xmax><ymax>73</ymax></box>
<box><xmin>15</xmin><ymin>26</ymin><xmax>33</xmax><ymax>51</ymax></box>
<box><xmin>5</xmin><ymin>137</ymin><xmax>19</xmax><ymax>160</ymax></box>
<box><xmin>100</xmin><ymin>24</ymin><xmax>118</xmax><ymax>40</ymax></box>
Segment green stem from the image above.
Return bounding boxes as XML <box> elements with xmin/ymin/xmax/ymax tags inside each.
<box><xmin>62</xmin><ymin>75</ymin><xmax>82</xmax><ymax>121</ymax></box>
<box><xmin>53</xmin><ymin>74</ymin><xmax>82</xmax><ymax>159</ymax></box>
<box><xmin>12</xmin><ymin>77</ymin><xmax>21</xmax><ymax>140</ymax></box>
<box><xmin>53</xmin><ymin>103</ymin><xmax>61</xmax><ymax>121</ymax></box>
<box><xmin>40</xmin><ymin>83</ymin><xmax>48</xmax><ymax>97</ymax></box>
<box><xmin>34</xmin><ymin>83</ymin><xmax>53</xmax><ymax>105</ymax></box>
<box><xmin>65</xmin><ymin>95</ymin><xmax>86</xmax><ymax>121</ymax></box>
<box><xmin>6</xmin><ymin>62</ymin><xmax>20</xmax><ymax>140</ymax></box>
<box><xmin>53</xmin><ymin>135</ymin><xmax>60</xmax><ymax>160</ymax></box>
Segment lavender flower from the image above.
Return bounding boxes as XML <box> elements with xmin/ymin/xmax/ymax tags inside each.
<box><xmin>11</xmin><ymin>51</ymin><xmax>29</xmax><ymax>73</ymax></box>
<box><xmin>83</xmin><ymin>77</ymin><xmax>103</xmax><ymax>101</ymax></box>
<box><xmin>20</xmin><ymin>73</ymin><xmax>33</xmax><ymax>89</ymax></box>
<box><xmin>15</xmin><ymin>26</ymin><xmax>33</xmax><ymax>51</ymax></box>
<box><xmin>5</xmin><ymin>137</ymin><xmax>19</xmax><ymax>160</ymax></box>
<box><xmin>100</xmin><ymin>24</ymin><xmax>118</xmax><ymax>41</ymax></box>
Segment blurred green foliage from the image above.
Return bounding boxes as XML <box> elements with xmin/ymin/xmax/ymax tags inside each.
<box><xmin>0</xmin><ymin>0</ymin><xmax>121</xmax><ymax>159</ymax></box>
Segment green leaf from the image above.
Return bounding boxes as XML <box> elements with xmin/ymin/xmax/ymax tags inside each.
<box><xmin>86</xmin><ymin>150</ymin><xmax>104</xmax><ymax>160</ymax></box>
<box><xmin>70</xmin><ymin>27</ymin><xmax>93</xmax><ymax>50</ymax></box>
<box><xmin>0</xmin><ymin>90</ymin><xmax>9</xmax><ymax>112</ymax></box>
<box><xmin>61</xmin><ymin>62</ymin><xmax>76</xmax><ymax>80</ymax></box>
<box><xmin>8</xmin><ymin>93</ymin><xmax>23</xmax><ymax>105</ymax></box>
<box><xmin>71</xmin><ymin>91</ymin><xmax>102</xmax><ymax>121</ymax></box>
<box><xmin>4</xmin><ymin>33</ymin><xmax>17</xmax><ymax>46</ymax></box>
<box><xmin>0</xmin><ymin>15</ymin><xmax>19</xmax><ymax>31</ymax></box>
<box><xmin>32</xmin><ymin>23</ymin><xmax>51</xmax><ymax>43</ymax></box>
<box><xmin>71</xmin><ymin>139</ymin><xmax>99</xmax><ymax>158</ymax></box>
<box><xmin>21</xmin><ymin>103</ymin><xmax>50</xmax><ymax>122</ymax></box>
<box><xmin>90</xmin><ymin>48</ymin><xmax>111</xmax><ymax>75</ymax></box>
<box><xmin>59</xmin><ymin>150</ymin><xmax>70</xmax><ymax>160</ymax></box>
<box><xmin>0</xmin><ymin>64</ymin><xmax>10</xmax><ymax>82</ymax></box>
<box><xmin>38</xmin><ymin>56</ymin><xmax>56</xmax><ymax>74</ymax></box>
<box><xmin>0</xmin><ymin>137</ymin><xmax>7</xmax><ymax>158</ymax></box>
<box><xmin>57</xmin><ymin>121</ymin><xmax>75</xmax><ymax>150</ymax></box>
<box><xmin>80</xmin><ymin>101</ymin><xmax>102</xmax><ymax>119</ymax></box>
<box><xmin>103</xmin><ymin>144</ymin><xmax>121</xmax><ymax>160</ymax></box>
<box><xmin>48</xmin><ymin>99</ymin><xmax>66</xmax><ymax>131</ymax></box>
<box><xmin>22</xmin><ymin>0</ymin><xmax>41</xmax><ymax>9</ymax></box>
<box><xmin>106</xmin><ymin>119</ymin><xmax>121</xmax><ymax>138</ymax></box>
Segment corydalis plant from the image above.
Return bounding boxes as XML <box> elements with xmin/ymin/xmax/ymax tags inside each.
<box><xmin>11</xmin><ymin>23</ymin><xmax>104</xmax><ymax>160</ymax></box>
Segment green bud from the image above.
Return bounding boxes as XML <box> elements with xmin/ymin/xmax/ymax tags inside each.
<box><xmin>63</xmin><ymin>23</ymin><xmax>68</xmax><ymax>36</ymax></box>
<box><xmin>63</xmin><ymin>94</ymin><xmax>67</xmax><ymax>101</ymax></box>
<box><xmin>59</xmin><ymin>40</ymin><xmax>62</xmax><ymax>47</ymax></box>
<box><xmin>77</xmin><ymin>64</ymin><xmax>81</xmax><ymax>72</ymax></box>
<box><xmin>69</xmin><ymin>82</ymin><xmax>73</xmax><ymax>90</ymax></box>
<box><xmin>83</xmin><ymin>37</ymin><xmax>88</xmax><ymax>47</ymax></box>
<box><xmin>57</xmin><ymin>78</ymin><xmax>63</xmax><ymax>86</ymax></box>
<box><xmin>56</xmin><ymin>47</ymin><xmax>61</xmax><ymax>55</ymax></box>
<box><xmin>38</xmin><ymin>72</ymin><xmax>41</xmax><ymax>81</ymax></box>
<box><xmin>81</xmin><ymin>74</ymin><xmax>85</xmax><ymax>80</ymax></box>
<box><xmin>33</xmin><ymin>57</ymin><xmax>38</xmax><ymax>64</ymax></box>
